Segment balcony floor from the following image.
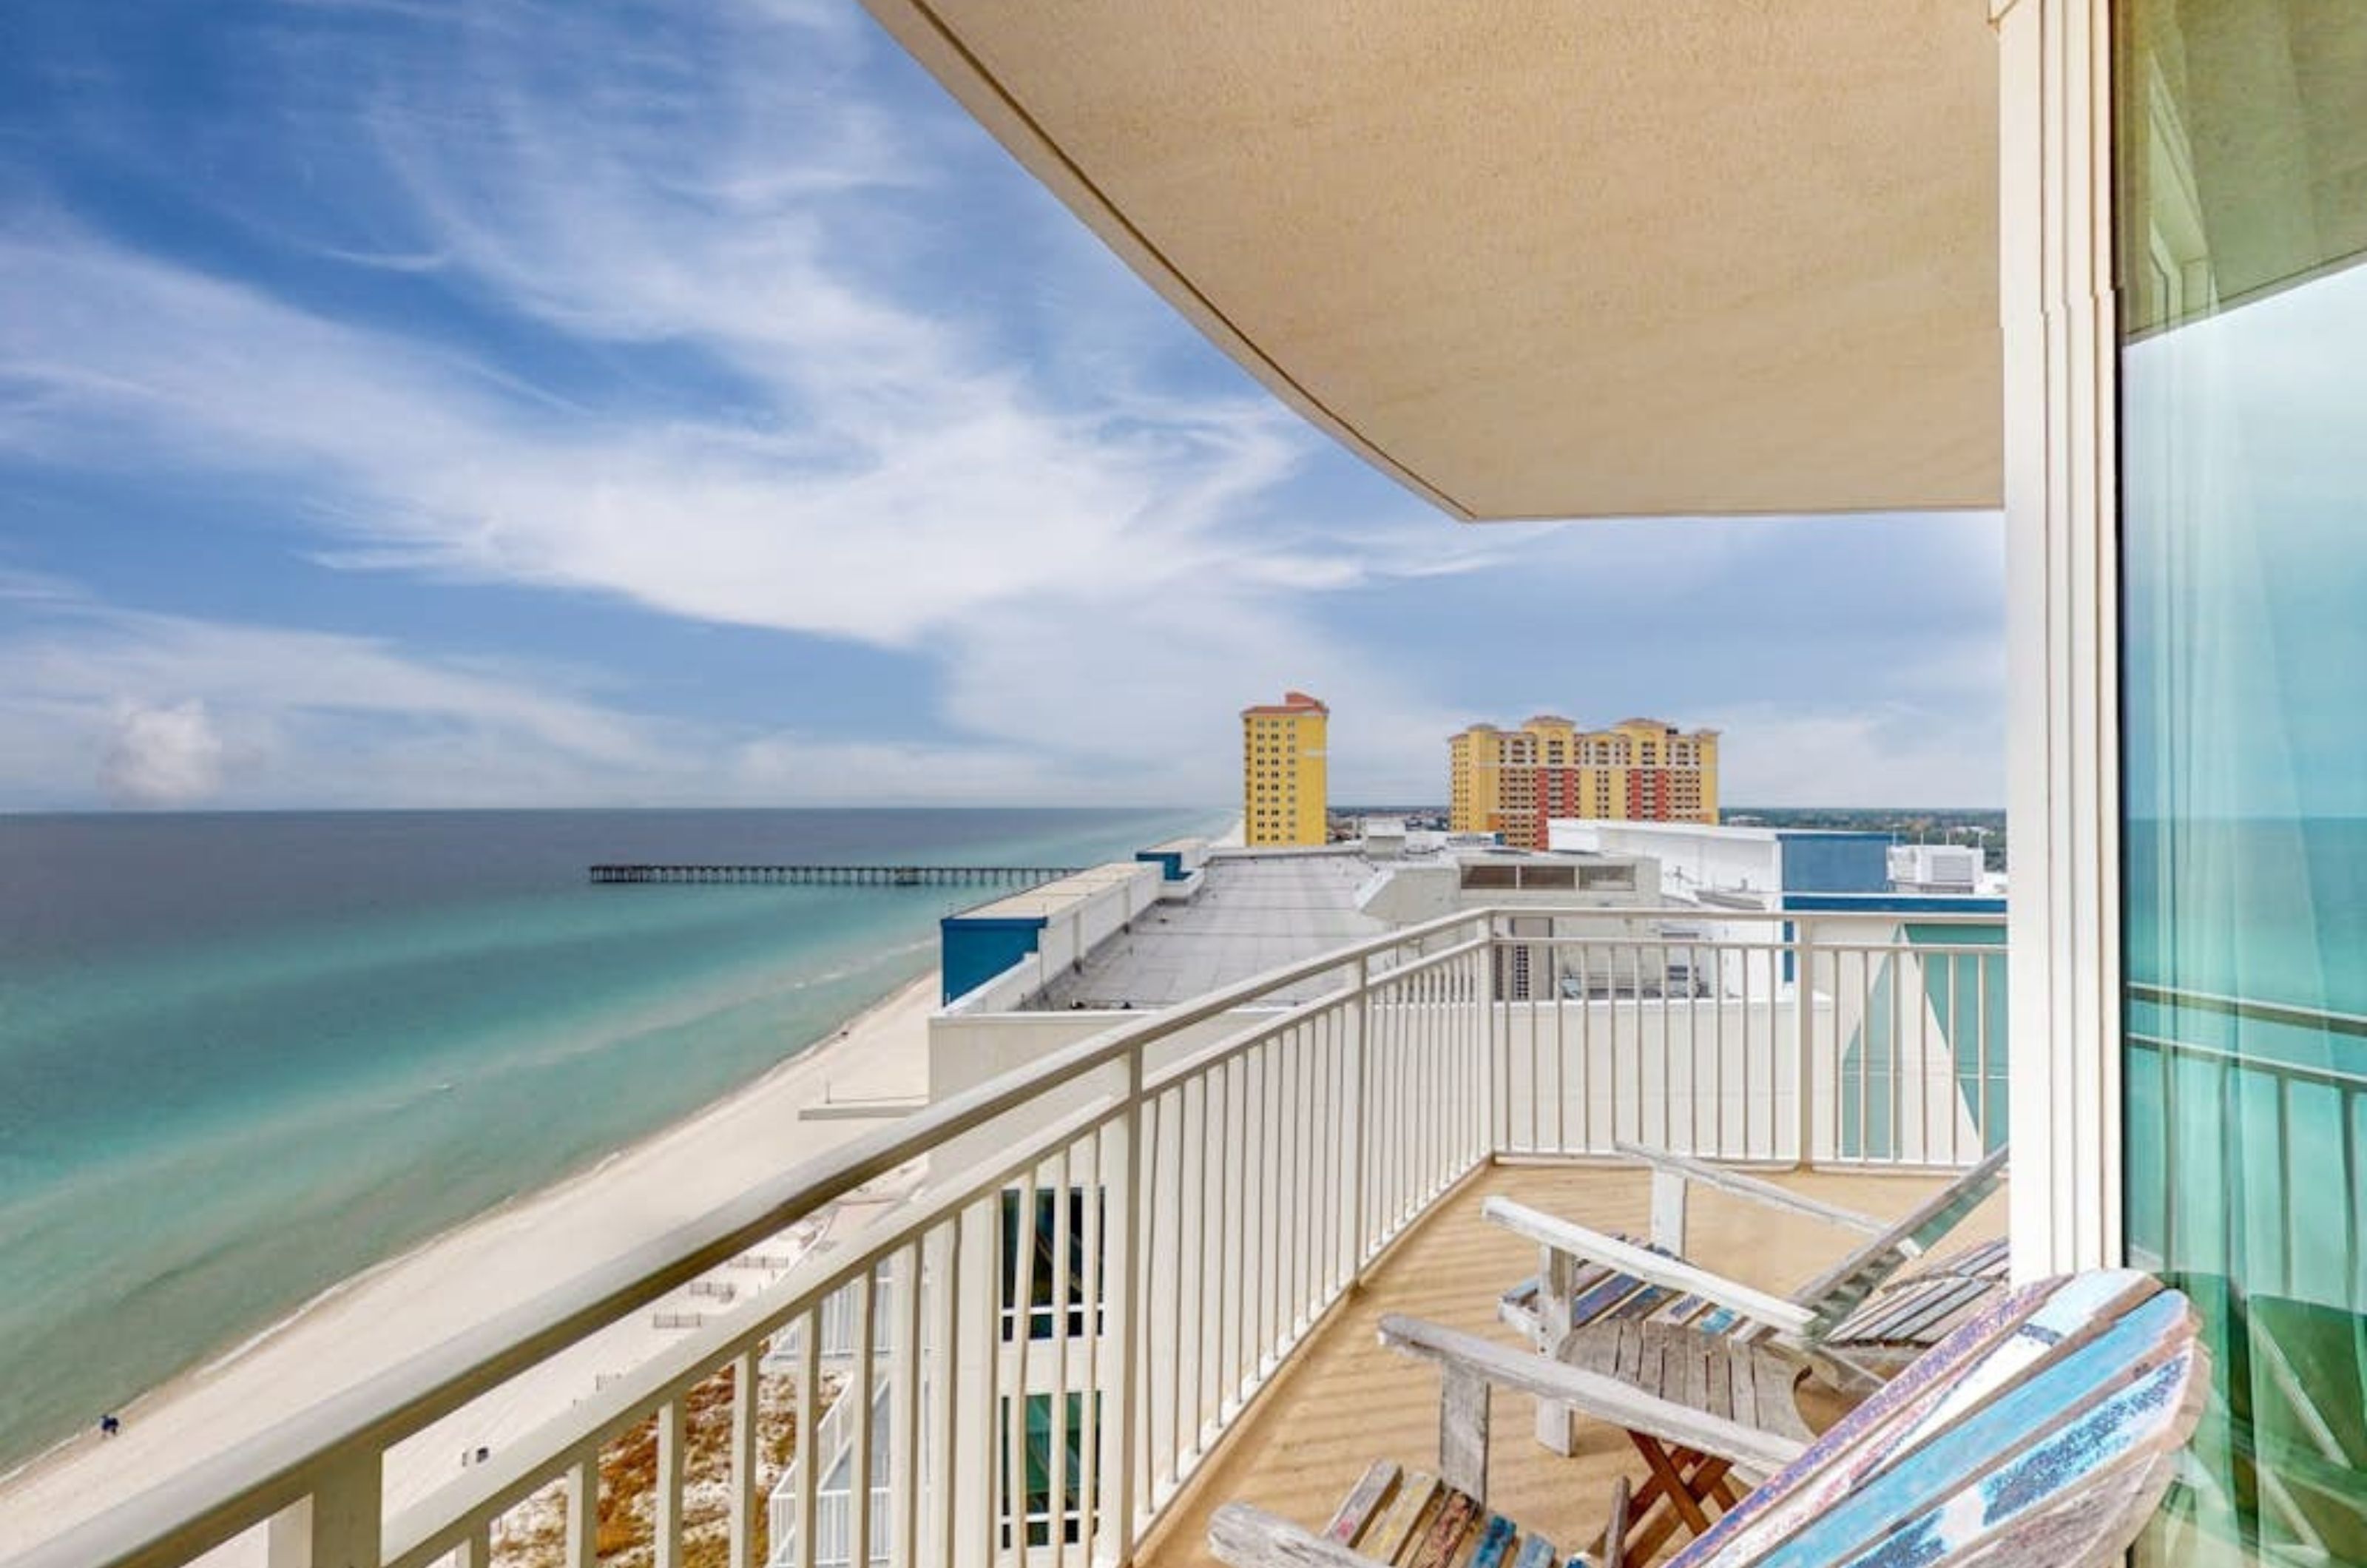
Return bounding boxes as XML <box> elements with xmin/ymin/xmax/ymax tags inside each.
<box><xmin>1134</xmin><ymin>1160</ymin><xmax>2010</xmax><ymax>1568</ymax></box>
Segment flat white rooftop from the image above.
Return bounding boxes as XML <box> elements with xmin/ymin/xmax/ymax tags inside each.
<box><xmin>1027</xmin><ymin>852</ymin><xmax>1386</xmax><ymax>1010</ymax></box>
<box><xmin>958</xmin><ymin>862</ymin><xmax>1151</xmax><ymax>922</ymax></box>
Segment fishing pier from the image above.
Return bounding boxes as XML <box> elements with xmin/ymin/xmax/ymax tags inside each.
<box><xmin>587</xmin><ymin>863</ymin><xmax>1082</xmax><ymax>888</ymax></box>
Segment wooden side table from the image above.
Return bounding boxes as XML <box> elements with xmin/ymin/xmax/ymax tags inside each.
<box><xmin>1558</xmin><ymin>1319</ymin><xmax>1813</xmax><ymax>1561</ymax></box>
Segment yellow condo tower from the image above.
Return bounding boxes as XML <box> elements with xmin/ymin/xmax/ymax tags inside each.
<box><xmin>1449</xmin><ymin>715</ymin><xmax>1718</xmax><ymax>845</ymax></box>
<box><xmin>1240</xmin><ymin>692</ymin><xmax>1329</xmax><ymax>845</ymax></box>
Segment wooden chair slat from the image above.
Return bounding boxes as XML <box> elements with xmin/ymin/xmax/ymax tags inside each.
<box><xmin>1833</xmin><ymin>1277</ymin><xmax>1954</xmax><ymax>1343</ymax></box>
<box><xmin>1654</xmin><ymin>1294</ymin><xmax>1709</xmax><ymax>1327</ymax></box>
<box><xmin>1610</xmin><ymin>1285</ymin><xmax>1677</xmax><ymax>1323</ymax></box>
<box><xmin>1882</xmin><ymin>1277</ymin><xmax>2000</xmax><ymax>1345</ymax></box>
<box><xmin>1822</xmin><ymin>1368</ymin><xmax>2203</xmax><ymax>1568</ymax></box>
<box><xmin>1930</xmin><ymin>1448</ymin><xmax>2187</xmax><ymax>1568</ymax></box>
<box><xmin>1404</xmin><ymin>1487</ymin><xmax>1483</xmax><ymax>1568</ymax></box>
<box><xmin>1506</xmin><ymin>1535</ymin><xmax>1559</xmax><ymax>1568</ymax></box>
<box><xmin>1370</xmin><ymin>1473</ymin><xmax>1444</xmax><ymax>1565</ymax></box>
<box><xmin>1467</xmin><ymin>1515</ymin><xmax>1520</xmax><ymax>1568</ymax></box>
<box><xmin>1729</xmin><ymin>1345</ymin><xmax>1760</xmax><ymax>1435</ymax></box>
<box><xmin>1797</xmin><ymin>1251</ymin><xmax>1908</xmax><ymax>1331</ymax></box>
<box><xmin>1556</xmin><ymin>1237</ymin><xmax>1678</xmax><ymax>1328</ymax></box>
<box><xmin>1635</xmin><ymin>1324</ymin><xmax>1665</xmax><ymax>1403</ymax></box>
<box><xmin>1723</xmin><ymin>1293</ymin><xmax>2195</xmax><ymax>1568</ymax></box>
<box><xmin>1615</xmin><ymin>1322</ymin><xmax>1646</xmax><ymax>1383</ymax></box>
<box><xmin>1832</xmin><ymin>1240</ymin><xmax>2016</xmax><ymax>1346</ymax></box>
<box><xmin>1675</xmin><ymin>1336</ymin><xmax>1713</xmax><ymax>1421</ymax></box>
<box><xmin>1570</xmin><ymin>1272</ymin><xmax>1655</xmax><ymax>1327</ymax></box>
<box><xmin>1500</xmin><ymin>1262</ymin><xmax>1624</xmax><ymax>1336</ymax></box>
<box><xmin>1563</xmin><ymin>1325</ymin><xmax>1624</xmax><ymax>1377</ymax></box>
<box><xmin>1693</xmin><ymin>1305</ymin><xmax>1740</xmax><ymax>1336</ymax></box>
<box><xmin>1942</xmin><ymin>1246</ymin><xmax>2010</xmax><ymax>1284</ymax></box>
<box><xmin>1328</xmin><ymin>1461</ymin><xmax>1405</xmax><ymax>1547</ymax></box>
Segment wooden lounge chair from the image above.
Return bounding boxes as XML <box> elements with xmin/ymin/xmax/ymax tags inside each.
<box><xmin>1816</xmin><ymin>1237</ymin><xmax>2013</xmax><ymax>1377</ymax></box>
<box><xmin>1540</xmin><ymin>1242</ymin><xmax>2019</xmax><ymax>1563</ymax></box>
<box><xmin>1496</xmin><ymin>1143</ymin><xmax>2010</xmax><ymax>1406</ymax></box>
<box><xmin>1209</xmin><ymin>1268</ymin><xmax>2208</xmax><ymax>1568</ymax></box>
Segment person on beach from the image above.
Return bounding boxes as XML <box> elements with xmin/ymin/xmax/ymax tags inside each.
<box><xmin>99</xmin><ymin>1413</ymin><xmax>121</xmax><ymax>1437</ymax></box>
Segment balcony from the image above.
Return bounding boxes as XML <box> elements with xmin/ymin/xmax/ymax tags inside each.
<box><xmin>1126</xmin><ymin>1160</ymin><xmax>2001</xmax><ymax>1568</ymax></box>
<box><xmin>10</xmin><ymin>907</ymin><xmax>2007</xmax><ymax>1568</ymax></box>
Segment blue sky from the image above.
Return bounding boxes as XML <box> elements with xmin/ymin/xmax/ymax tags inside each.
<box><xmin>0</xmin><ymin>0</ymin><xmax>2004</xmax><ymax>810</ymax></box>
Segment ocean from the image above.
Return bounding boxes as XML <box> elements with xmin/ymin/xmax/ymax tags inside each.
<box><xmin>0</xmin><ymin>807</ymin><xmax>1222</xmax><ymax>1470</ymax></box>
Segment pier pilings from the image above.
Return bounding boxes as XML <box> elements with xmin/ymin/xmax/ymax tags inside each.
<box><xmin>587</xmin><ymin>864</ymin><xmax>1083</xmax><ymax>888</ymax></box>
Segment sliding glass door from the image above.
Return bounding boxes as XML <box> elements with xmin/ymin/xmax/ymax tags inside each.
<box><xmin>2118</xmin><ymin>3</ymin><xmax>2367</xmax><ymax>1563</ymax></box>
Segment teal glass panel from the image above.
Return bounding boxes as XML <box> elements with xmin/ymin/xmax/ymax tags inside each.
<box><xmin>2117</xmin><ymin>4</ymin><xmax>2367</xmax><ymax>1563</ymax></box>
<box><xmin>1904</xmin><ymin>923</ymin><xmax>2008</xmax><ymax>1155</ymax></box>
<box><xmin>1837</xmin><ymin>925</ymin><xmax>2006</xmax><ymax>1160</ymax></box>
<box><xmin>1839</xmin><ymin>953</ymin><xmax>1898</xmax><ymax>1160</ymax></box>
<box><xmin>999</xmin><ymin>1186</ymin><xmax>1104</xmax><ymax>1342</ymax></box>
<box><xmin>997</xmin><ymin>1392</ymin><xmax>1100</xmax><ymax>1549</ymax></box>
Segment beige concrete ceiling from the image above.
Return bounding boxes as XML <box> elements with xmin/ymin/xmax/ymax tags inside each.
<box><xmin>862</xmin><ymin>0</ymin><xmax>2002</xmax><ymax>521</ymax></box>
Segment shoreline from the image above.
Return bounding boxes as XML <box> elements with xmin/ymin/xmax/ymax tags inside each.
<box><xmin>0</xmin><ymin>967</ymin><xmax>943</xmax><ymax>1560</ymax></box>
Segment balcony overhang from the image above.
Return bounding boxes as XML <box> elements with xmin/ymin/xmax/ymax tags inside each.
<box><xmin>863</xmin><ymin>0</ymin><xmax>2003</xmax><ymax>521</ymax></box>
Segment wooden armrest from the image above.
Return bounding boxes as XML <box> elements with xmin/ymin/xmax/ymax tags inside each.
<box><xmin>1480</xmin><ymin>1197</ymin><xmax>1817</xmax><ymax>1336</ymax></box>
<box><xmin>1610</xmin><ymin>1142</ymin><xmax>1888</xmax><ymax>1234</ymax></box>
<box><xmin>1211</xmin><ymin>1503</ymin><xmax>1388</xmax><ymax>1568</ymax></box>
<box><xmin>1378</xmin><ymin>1314</ymin><xmax>1809</xmax><ymax>1476</ymax></box>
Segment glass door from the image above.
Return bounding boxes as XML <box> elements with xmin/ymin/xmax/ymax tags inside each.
<box><xmin>2118</xmin><ymin>3</ymin><xmax>2367</xmax><ymax>1564</ymax></box>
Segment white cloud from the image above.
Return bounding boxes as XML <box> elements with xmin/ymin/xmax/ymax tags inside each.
<box><xmin>0</xmin><ymin>589</ymin><xmax>1220</xmax><ymax>808</ymax></box>
<box><xmin>0</xmin><ymin>598</ymin><xmax>669</xmax><ymax>807</ymax></box>
<box><xmin>0</xmin><ymin>0</ymin><xmax>2008</xmax><ymax>808</ymax></box>
<box><xmin>99</xmin><ymin>701</ymin><xmax>228</xmax><ymax>806</ymax></box>
<box><xmin>1695</xmin><ymin>703</ymin><xmax>2006</xmax><ymax>808</ymax></box>
<box><xmin>0</xmin><ymin>211</ymin><xmax>1329</xmax><ymax>649</ymax></box>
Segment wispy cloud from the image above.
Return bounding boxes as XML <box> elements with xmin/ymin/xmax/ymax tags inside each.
<box><xmin>0</xmin><ymin>0</ymin><xmax>2007</xmax><ymax>809</ymax></box>
<box><xmin>0</xmin><ymin>584</ymin><xmax>1133</xmax><ymax>808</ymax></box>
<box><xmin>0</xmin><ymin>0</ymin><xmax>1472</xmax><ymax>802</ymax></box>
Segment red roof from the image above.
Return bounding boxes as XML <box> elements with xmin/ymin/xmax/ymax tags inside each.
<box><xmin>1241</xmin><ymin>690</ymin><xmax>1328</xmax><ymax>717</ymax></box>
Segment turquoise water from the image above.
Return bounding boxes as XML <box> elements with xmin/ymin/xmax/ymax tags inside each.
<box><xmin>0</xmin><ymin>808</ymin><xmax>1220</xmax><ymax>1469</ymax></box>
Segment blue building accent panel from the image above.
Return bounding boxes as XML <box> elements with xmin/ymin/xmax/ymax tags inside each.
<box><xmin>1775</xmin><ymin>831</ymin><xmax>1894</xmax><ymax>893</ymax></box>
<box><xmin>1782</xmin><ymin>893</ymin><xmax>2007</xmax><ymax>915</ymax></box>
<box><xmin>942</xmin><ymin>915</ymin><xmax>1049</xmax><ymax>1004</ymax></box>
<box><xmin>1135</xmin><ymin>849</ymin><xmax>1186</xmax><ymax>882</ymax></box>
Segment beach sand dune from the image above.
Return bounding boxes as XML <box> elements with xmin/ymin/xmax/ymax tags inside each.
<box><xmin>0</xmin><ymin>973</ymin><xmax>941</xmax><ymax>1566</ymax></box>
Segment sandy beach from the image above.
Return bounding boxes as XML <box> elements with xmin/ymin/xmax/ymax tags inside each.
<box><xmin>0</xmin><ymin>970</ymin><xmax>942</xmax><ymax>1564</ymax></box>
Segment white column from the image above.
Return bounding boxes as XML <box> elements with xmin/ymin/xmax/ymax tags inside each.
<box><xmin>1996</xmin><ymin>0</ymin><xmax>2123</xmax><ymax>1276</ymax></box>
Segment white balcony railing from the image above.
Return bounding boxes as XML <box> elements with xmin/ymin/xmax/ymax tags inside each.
<box><xmin>9</xmin><ymin>905</ymin><xmax>2004</xmax><ymax>1568</ymax></box>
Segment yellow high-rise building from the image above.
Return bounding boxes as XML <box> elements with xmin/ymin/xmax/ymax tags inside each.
<box><xmin>1448</xmin><ymin>715</ymin><xmax>1718</xmax><ymax>845</ymax></box>
<box><xmin>1241</xmin><ymin>691</ymin><xmax>1329</xmax><ymax>845</ymax></box>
